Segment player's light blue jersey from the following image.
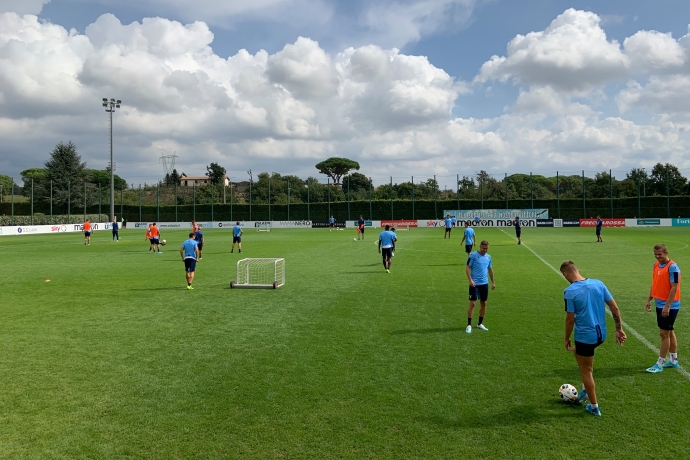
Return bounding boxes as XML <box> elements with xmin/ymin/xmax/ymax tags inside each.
<box><xmin>451</xmin><ymin>217</ymin><xmax>457</xmax><ymax>224</ymax></box>
<box><xmin>379</xmin><ymin>230</ymin><xmax>396</xmax><ymax>248</ymax></box>
<box><xmin>564</xmin><ymin>278</ymin><xmax>613</xmax><ymax>344</ymax></box>
<box><xmin>467</xmin><ymin>251</ymin><xmax>492</xmax><ymax>285</ymax></box>
<box><xmin>654</xmin><ymin>262</ymin><xmax>681</xmax><ymax>309</ymax></box>
<box><xmin>463</xmin><ymin>227</ymin><xmax>475</xmax><ymax>245</ymax></box>
<box><xmin>181</xmin><ymin>239</ymin><xmax>198</xmax><ymax>259</ymax></box>
<box><xmin>445</xmin><ymin>218</ymin><xmax>452</xmax><ymax>228</ymax></box>
<box><xmin>233</xmin><ymin>225</ymin><xmax>242</xmax><ymax>237</ymax></box>
<box><xmin>329</xmin><ymin>217</ymin><xmax>335</xmax><ymax>224</ymax></box>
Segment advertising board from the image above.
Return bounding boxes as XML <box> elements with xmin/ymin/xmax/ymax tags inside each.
<box><xmin>579</xmin><ymin>218</ymin><xmax>625</xmax><ymax>227</ymax></box>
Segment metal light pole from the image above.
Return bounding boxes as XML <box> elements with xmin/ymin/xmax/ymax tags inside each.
<box><xmin>102</xmin><ymin>97</ymin><xmax>121</xmax><ymax>222</ymax></box>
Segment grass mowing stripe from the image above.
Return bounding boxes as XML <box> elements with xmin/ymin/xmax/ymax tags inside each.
<box><xmin>500</xmin><ymin>229</ymin><xmax>690</xmax><ymax>382</ymax></box>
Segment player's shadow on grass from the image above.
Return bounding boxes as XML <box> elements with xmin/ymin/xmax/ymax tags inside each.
<box><xmin>548</xmin><ymin>366</ymin><xmax>641</xmax><ymax>379</ymax></box>
<box><xmin>390</xmin><ymin>327</ymin><xmax>467</xmax><ymax>335</ymax></box>
<box><xmin>423</xmin><ymin>401</ymin><xmax>582</xmax><ymax>428</ymax></box>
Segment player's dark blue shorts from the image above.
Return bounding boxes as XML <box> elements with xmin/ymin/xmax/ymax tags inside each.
<box><xmin>233</xmin><ymin>236</ymin><xmax>241</xmax><ymax>243</ymax></box>
<box><xmin>596</xmin><ymin>228</ymin><xmax>601</xmax><ymax>235</ymax></box>
<box><xmin>153</xmin><ymin>238</ymin><xmax>160</xmax><ymax>244</ymax></box>
<box><xmin>149</xmin><ymin>238</ymin><xmax>155</xmax><ymax>244</ymax></box>
<box><xmin>359</xmin><ymin>226</ymin><xmax>365</xmax><ymax>234</ymax></box>
<box><xmin>445</xmin><ymin>227</ymin><xmax>451</xmax><ymax>232</ymax></box>
<box><xmin>515</xmin><ymin>229</ymin><xmax>521</xmax><ymax>237</ymax></box>
<box><xmin>381</xmin><ymin>247</ymin><xmax>393</xmax><ymax>258</ymax></box>
<box><xmin>184</xmin><ymin>258</ymin><xmax>196</xmax><ymax>272</ymax></box>
<box><xmin>84</xmin><ymin>231</ymin><xmax>91</xmax><ymax>236</ymax></box>
<box><xmin>465</xmin><ymin>244</ymin><xmax>473</xmax><ymax>254</ymax></box>
<box><xmin>574</xmin><ymin>340</ymin><xmax>603</xmax><ymax>357</ymax></box>
<box><xmin>657</xmin><ymin>308</ymin><xmax>680</xmax><ymax>330</ymax></box>
<box><xmin>197</xmin><ymin>242</ymin><xmax>203</xmax><ymax>251</ymax></box>
<box><xmin>469</xmin><ymin>284</ymin><xmax>489</xmax><ymax>301</ymax></box>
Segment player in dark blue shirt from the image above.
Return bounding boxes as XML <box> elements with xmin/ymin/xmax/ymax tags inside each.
<box><xmin>513</xmin><ymin>216</ymin><xmax>522</xmax><ymax>245</ymax></box>
<box><xmin>357</xmin><ymin>215</ymin><xmax>365</xmax><ymax>240</ymax></box>
<box><xmin>596</xmin><ymin>216</ymin><xmax>603</xmax><ymax>243</ymax></box>
<box><xmin>194</xmin><ymin>228</ymin><xmax>205</xmax><ymax>260</ymax></box>
<box><xmin>112</xmin><ymin>218</ymin><xmax>119</xmax><ymax>242</ymax></box>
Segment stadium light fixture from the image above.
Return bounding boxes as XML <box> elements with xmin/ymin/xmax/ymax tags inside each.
<box><xmin>103</xmin><ymin>97</ymin><xmax>122</xmax><ymax>221</ymax></box>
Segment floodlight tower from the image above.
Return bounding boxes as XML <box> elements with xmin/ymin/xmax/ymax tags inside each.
<box><xmin>102</xmin><ymin>97</ymin><xmax>121</xmax><ymax>221</ymax></box>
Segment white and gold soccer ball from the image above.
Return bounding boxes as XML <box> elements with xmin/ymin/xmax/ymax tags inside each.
<box><xmin>559</xmin><ymin>383</ymin><xmax>578</xmax><ymax>403</ymax></box>
<box><xmin>161</xmin><ymin>239</ymin><xmax>167</xmax><ymax>246</ymax></box>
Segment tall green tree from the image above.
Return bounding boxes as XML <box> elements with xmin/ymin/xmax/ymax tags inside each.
<box><xmin>650</xmin><ymin>163</ymin><xmax>687</xmax><ymax>196</ymax></box>
<box><xmin>43</xmin><ymin>141</ymin><xmax>86</xmax><ymax>209</ymax></box>
<box><xmin>0</xmin><ymin>174</ymin><xmax>13</xmax><ymax>201</ymax></box>
<box><xmin>20</xmin><ymin>168</ymin><xmax>47</xmax><ymax>196</ymax></box>
<box><xmin>315</xmin><ymin>157</ymin><xmax>360</xmax><ymax>185</ymax></box>
<box><xmin>206</xmin><ymin>163</ymin><xmax>227</xmax><ymax>186</ymax></box>
<box><xmin>85</xmin><ymin>169</ymin><xmax>127</xmax><ymax>190</ymax></box>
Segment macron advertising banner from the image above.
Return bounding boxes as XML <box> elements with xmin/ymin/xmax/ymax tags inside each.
<box><xmin>423</xmin><ymin>218</ymin><xmax>537</xmax><ymax>228</ymax></box>
<box><xmin>445</xmin><ymin>209</ymin><xmax>549</xmax><ymax>220</ymax></box>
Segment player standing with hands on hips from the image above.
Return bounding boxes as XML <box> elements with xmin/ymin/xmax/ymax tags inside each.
<box><xmin>560</xmin><ymin>261</ymin><xmax>626</xmax><ymax>416</ymax></box>
<box><xmin>466</xmin><ymin>240</ymin><xmax>494</xmax><ymax>333</ymax></box>
<box><xmin>645</xmin><ymin>244</ymin><xmax>681</xmax><ymax>373</ymax></box>
<box><xmin>231</xmin><ymin>221</ymin><xmax>243</xmax><ymax>253</ymax></box>
<box><xmin>513</xmin><ymin>216</ymin><xmax>522</xmax><ymax>245</ymax></box>
<box><xmin>596</xmin><ymin>215</ymin><xmax>603</xmax><ymax>243</ymax></box>
<box><xmin>180</xmin><ymin>233</ymin><xmax>199</xmax><ymax>290</ymax></box>
<box><xmin>460</xmin><ymin>221</ymin><xmax>475</xmax><ymax>255</ymax></box>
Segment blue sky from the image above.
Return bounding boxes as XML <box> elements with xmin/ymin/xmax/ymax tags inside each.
<box><xmin>2</xmin><ymin>0</ymin><xmax>690</xmax><ymax>186</ymax></box>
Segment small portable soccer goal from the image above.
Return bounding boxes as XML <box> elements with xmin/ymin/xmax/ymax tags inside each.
<box><xmin>230</xmin><ymin>258</ymin><xmax>285</xmax><ymax>289</ymax></box>
<box><xmin>257</xmin><ymin>222</ymin><xmax>272</xmax><ymax>232</ymax></box>
<box><xmin>394</xmin><ymin>223</ymin><xmax>410</xmax><ymax>231</ymax></box>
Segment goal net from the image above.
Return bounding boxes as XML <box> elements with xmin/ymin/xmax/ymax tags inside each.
<box><xmin>257</xmin><ymin>222</ymin><xmax>271</xmax><ymax>232</ymax></box>
<box><xmin>393</xmin><ymin>223</ymin><xmax>410</xmax><ymax>231</ymax></box>
<box><xmin>231</xmin><ymin>258</ymin><xmax>285</xmax><ymax>289</ymax></box>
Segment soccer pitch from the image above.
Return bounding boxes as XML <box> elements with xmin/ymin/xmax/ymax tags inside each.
<box><xmin>1</xmin><ymin>227</ymin><xmax>689</xmax><ymax>459</ymax></box>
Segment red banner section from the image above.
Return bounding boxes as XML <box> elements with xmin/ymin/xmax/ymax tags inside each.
<box><xmin>380</xmin><ymin>220</ymin><xmax>419</xmax><ymax>228</ymax></box>
<box><xmin>579</xmin><ymin>218</ymin><xmax>626</xmax><ymax>227</ymax></box>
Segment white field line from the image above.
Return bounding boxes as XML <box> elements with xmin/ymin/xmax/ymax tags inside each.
<box><xmin>500</xmin><ymin>230</ymin><xmax>690</xmax><ymax>381</ymax></box>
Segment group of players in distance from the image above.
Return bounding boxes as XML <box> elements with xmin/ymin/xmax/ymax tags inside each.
<box><xmin>446</xmin><ymin>216</ymin><xmax>681</xmax><ymax>416</ymax></box>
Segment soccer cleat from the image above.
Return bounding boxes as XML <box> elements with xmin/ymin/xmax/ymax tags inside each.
<box><xmin>392</xmin><ymin>252</ymin><xmax>395</xmax><ymax>257</ymax></box>
<box><xmin>646</xmin><ymin>363</ymin><xmax>664</xmax><ymax>373</ymax></box>
<box><xmin>186</xmin><ymin>285</ymin><xmax>192</xmax><ymax>290</ymax></box>
<box><xmin>517</xmin><ymin>242</ymin><xmax>521</xmax><ymax>245</ymax></box>
<box><xmin>158</xmin><ymin>251</ymin><xmax>162</xmax><ymax>254</ymax></box>
<box><xmin>386</xmin><ymin>269</ymin><xmax>390</xmax><ymax>273</ymax></box>
<box><xmin>230</xmin><ymin>250</ymin><xmax>233</xmax><ymax>253</ymax></box>
<box><xmin>576</xmin><ymin>389</ymin><xmax>589</xmax><ymax>403</ymax></box>
<box><xmin>663</xmin><ymin>361</ymin><xmax>679</xmax><ymax>369</ymax></box>
<box><xmin>584</xmin><ymin>404</ymin><xmax>601</xmax><ymax>416</ymax></box>
<box><xmin>465</xmin><ymin>325</ymin><xmax>472</xmax><ymax>334</ymax></box>
<box><xmin>477</xmin><ymin>324</ymin><xmax>489</xmax><ymax>331</ymax></box>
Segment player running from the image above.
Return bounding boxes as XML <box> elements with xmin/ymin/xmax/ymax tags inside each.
<box><xmin>231</xmin><ymin>221</ymin><xmax>243</xmax><ymax>253</ymax></box>
<box><xmin>596</xmin><ymin>216</ymin><xmax>603</xmax><ymax>243</ymax></box>
<box><xmin>180</xmin><ymin>232</ymin><xmax>199</xmax><ymax>290</ymax></box>
<box><xmin>151</xmin><ymin>223</ymin><xmax>162</xmax><ymax>253</ymax></box>
<box><xmin>357</xmin><ymin>215</ymin><xmax>365</xmax><ymax>240</ymax></box>
<box><xmin>83</xmin><ymin>219</ymin><xmax>92</xmax><ymax>245</ymax></box>
<box><xmin>329</xmin><ymin>216</ymin><xmax>335</xmax><ymax>231</ymax></box>
<box><xmin>466</xmin><ymin>240</ymin><xmax>495</xmax><ymax>333</ymax></box>
<box><xmin>378</xmin><ymin>224</ymin><xmax>397</xmax><ymax>273</ymax></box>
<box><xmin>194</xmin><ymin>226</ymin><xmax>204</xmax><ymax>260</ymax></box>
<box><xmin>645</xmin><ymin>244</ymin><xmax>682</xmax><ymax>373</ymax></box>
<box><xmin>560</xmin><ymin>261</ymin><xmax>626</xmax><ymax>416</ymax></box>
<box><xmin>514</xmin><ymin>216</ymin><xmax>522</xmax><ymax>245</ymax></box>
<box><xmin>460</xmin><ymin>221</ymin><xmax>475</xmax><ymax>255</ymax></box>
<box><xmin>444</xmin><ymin>214</ymin><xmax>453</xmax><ymax>239</ymax></box>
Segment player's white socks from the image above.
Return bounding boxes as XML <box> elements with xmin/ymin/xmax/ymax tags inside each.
<box><xmin>657</xmin><ymin>357</ymin><xmax>665</xmax><ymax>367</ymax></box>
<box><xmin>671</xmin><ymin>353</ymin><xmax>678</xmax><ymax>363</ymax></box>
<box><xmin>590</xmin><ymin>404</ymin><xmax>599</xmax><ymax>409</ymax></box>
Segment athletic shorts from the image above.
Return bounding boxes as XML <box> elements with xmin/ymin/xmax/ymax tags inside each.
<box><xmin>445</xmin><ymin>227</ymin><xmax>451</xmax><ymax>232</ymax></box>
<box><xmin>596</xmin><ymin>228</ymin><xmax>601</xmax><ymax>235</ymax></box>
<box><xmin>515</xmin><ymin>229</ymin><xmax>521</xmax><ymax>237</ymax></box>
<box><xmin>657</xmin><ymin>308</ymin><xmax>680</xmax><ymax>331</ymax></box>
<box><xmin>469</xmin><ymin>284</ymin><xmax>489</xmax><ymax>302</ymax></box>
<box><xmin>465</xmin><ymin>244</ymin><xmax>473</xmax><ymax>254</ymax></box>
<box><xmin>574</xmin><ymin>340</ymin><xmax>603</xmax><ymax>357</ymax></box>
<box><xmin>112</xmin><ymin>230</ymin><xmax>118</xmax><ymax>234</ymax></box>
<box><xmin>233</xmin><ymin>236</ymin><xmax>241</xmax><ymax>243</ymax></box>
<box><xmin>359</xmin><ymin>226</ymin><xmax>365</xmax><ymax>234</ymax></box>
<box><xmin>84</xmin><ymin>231</ymin><xmax>91</xmax><ymax>236</ymax></box>
<box><xmin>184</xmin><ymin>258</ymin><xmax>196</xmax><ymax>273</ymax></box>
<box><xmin>153</xmin><ymin>238</ymin><xmax>160</xmax><ymax>244</ymax></box>
<box><xmin>149</xmin><ymin>238</ymin><xmax>155</xmax><ymax>244</ymax></box>
<box><xmin>381</xmin><ymin>247</ymin><xmax>393</xmax><ymax>258</ymax></box>
<box><xmin>197</xmin><ymin>242</ymin><xmax>203</xmax><ymax>251</ymax></box>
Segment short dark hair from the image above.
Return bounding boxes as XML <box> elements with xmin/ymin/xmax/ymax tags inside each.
<box><xmin>189</xmin><ymin>232</ymin><xmax>195</xmax><ymax>238</ymax></box>
<box><xmin>654</xmin><ymin>243</ymin><xmax>668</xmax><ymax>253</ymax></box>
<box><xmin>480</xmin><ymin>240</ymin><xmax>489</xmax><ymax>246</ymax></box>
<box><xmin>385</xmin><ymin>224</ymin><xmax>390</xmax><ymax>230</ymax></box>
<box><xmin>236</xmin><ymin>221</ymin><xmax>240</xmax><ymax>225</ymax></box>
<box><xmin>560</xmin><ymin>261</ymin><xmax>578</xmax><ymax>274</ymax></box>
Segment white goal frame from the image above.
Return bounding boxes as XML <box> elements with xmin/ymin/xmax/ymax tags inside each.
<box><xmin>257</xmin><ymin>222</ymin><xmax>272</xmax><ymax>232</ymax></box>
<box><xmin>230</xmin><ymin>258</ymin><xmax>285</xmax><ymax>289</ymax></box>
<box><xmin>393</xmin><ymin>223</ymin><xmax>410</xmax><ymax>231</ymax></box>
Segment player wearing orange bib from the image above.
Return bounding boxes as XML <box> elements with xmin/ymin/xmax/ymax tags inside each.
<box><xmin>645</xmin><ymin>243</ymin><xmax>681</xmax><ymax>373</ymax></box>
<box><xmin>83</xmin><ymin>220</ymin><xmax>92</xmax><ymax>245</ymax></box>
<box><xmin>150</xmin><ymin>223</ymin><xmax>161</xmax><ymax>253</ymax></box>
<box><xmin>145</xmin><ymin>224</ymin><xmax>154</xmax><ymax>251</ymax></box>
<box><xmin>192</xmin><ymin>220</ymin><xmax>200</xmax><ymax>233</ymax></box>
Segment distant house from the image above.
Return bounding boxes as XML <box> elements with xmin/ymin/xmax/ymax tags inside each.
<box><xmin>179</xmin><ymin>175</ymin><xmax>229</xmax><ymax>187</ymax></box>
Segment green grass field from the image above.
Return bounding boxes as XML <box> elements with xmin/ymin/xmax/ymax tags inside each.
<box><xmin>1</xmin><ymin>226</ymin><xmax>689</xmax><ymax>459</ymax></box>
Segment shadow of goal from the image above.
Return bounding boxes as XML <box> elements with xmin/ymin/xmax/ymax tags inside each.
<box><xmin>230</xmin><ymin>258</ymin><xmax>285</xmax><ymax>289</ymax></box>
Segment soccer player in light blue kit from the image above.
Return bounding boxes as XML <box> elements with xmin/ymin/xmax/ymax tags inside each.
<box><xmin>231</xmin><ymin>221</ymin><xmax>243</xmax><ymax>253</ymax></box>
<box><xmin>378</xmin><ymin>224</ymin><xmax>397</xmax><ymax>273</ymax></box>
<box><xmin>180</xmin><ymin>232</ymin><xmax>199</xmax><ymax>290</ymax></box>
<box><xmin>460</xmin><ymin>221</ymin><xmax>475</xmax><ymax>255</ymax></box>
<box><xmin>444</xmin><ymin>214</ymin><xmax>453</xmax><ymax>239</ymax></box>
<box><xmin>466</xmin><ymin>240</ymin><xmax>495</xmax><ymax>333</ymax></box>
<box><xmin>560</xmin><ymin>261</ymin><xmax>626</xmax><ymax>416</ymax></box>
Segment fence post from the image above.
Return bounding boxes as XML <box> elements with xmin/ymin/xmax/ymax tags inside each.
<box><xmin>307</xmin><ymin>178</ymin><xmax>310</xmax><ymax>221</ymax></box>
<box><xmin>175</xmin><ymin>182</ymin><xmax>178</xmax><ymax>222</ymax></box>
<box><xmin>51</xmin><ymin>180</ymin><xmax>54</xmax><ymax>224</ymax></box>
<box><xmin>157</xmin><ymin>183</ymin><xmax>160</xmax><ymax>223</ymax></box>
<box><xmin>347</xmin><ymin>175</ymin><xmax>350</xmax><ymax>221</ymax></box>
<box><xmin>505</xmin><ymin>173</ymin><xmax>508</xmax><ymax>209</ymax></box>
<box><xmin>609</xmin><ymin>169</ymin><xmax>613</xmax><ymax>218</ymax></box>
<box><xmin>193</xmin><ymin>182</ymin><xmax>196</xmax><ymax>221</ymax></box>
<box><xmin>83</xmin><ymin>181</ymin><xmax>86</xmax><ymax>223</ymax></box>
<box><xmin>434</xmin><ymin>174</ymin><xmax>437</xmax><ymax>218</ymax></box>
<box><xmin>230</xmin><ymin>180</ymin><xmax>233</xmax><ymax>221</ymax></box>
<box><xmin>390</xmin><ymin>176</ymin><xmax>393</xmax><ymax>220</ymax></box>
<box><xmin>31</xmin><ymin>178</ymin><xmax>34</xmax><ymax>225</ymax></box>
<box><xmin>288</xmin><ymin>180</ymin><xmax>290</xmax><ymax>221</ymax></box>
<box><xmin>411</xmin><ymin>176</ymin><xmax>415</xmax><ymax>221</ymax></box>
<box><xmin>530</xmin><ymin>172</ymin><xmax>533</xmax><ymax>208</ymax></box>
<box><xmin>456</xmin><ymin>174</ymin><xmax>460</xmax><ymax>211</ymax></box>
<box><xmin>369</xmin><ymin>177</ymin><xmax>372</xmax><ymax>220</ymax></box>
<box><xmin>120</xmin><ymin>186</ymin><xmax>123</xmax><ymax>218</ymax></box>
<box><xmin>11</xmin><ymin>181</ymin><xmax>14</xmax><ymax>225</ymax></box>
<box><xmin>212</xmin><ymin>183</ymin><xmax>215</xmax><ymax>223</ymax></box>
<box><xmin>480</xmin><ymin>176</ymin><xmax>483</xmax><ymax>209</ymax></box>
<box><xmin>328</xmin><ymin>177</ymin><xmax>330</xmax><ymax>218</ymax></box>
<box><xmin>139</xmin><ymin>185</ymin><xmax>142</xmax><ymax>222</ymax></box>
<box><xmin>249</xmin><ymin>178</ymin><xmax>252</xmax><ymax>221</ymax></box>
<box><xmin>98</xmin><ymin>183</ymin><xmax>101</xmax><ymax>222</ymax></box>
<box><xmin>637</xmin><ymin>175</ymin><xmax>641</xmax><ymax>218</ymax></box>
<box><xmin>556</xmin><ymin>171</ymin><xmax>560</xmax><ymax>219</ymax></box>
<box><xmin>268</xmin><ymin>175</ymin><xmax>271</xmax><ymax>221</ymax></box>
<box><xmin>68</xmin><ymin>181</ymin><xmax>71</xmax><ymax>224</ymax></box>
<box><xmin>582</xmin><ymin>170</ymin><xmax>586</xmax><ymax>218</ymax></box>
<box><xmin>666</xmin><ymin>164</ymin><xmax>670</xmax><ymax>218</ymax></box>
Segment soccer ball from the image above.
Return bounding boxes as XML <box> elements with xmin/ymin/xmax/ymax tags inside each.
<box><xmin>161</xmin><ymin>239</ymin><xmax>167</xmax><ymax>246</ymax></box>
<box><xmin>353</xmin><ymin>238</ymin><xmax>357</xmax><ymax>241</ymax></box>
<box><xmin>559</xmin><ymin>383</ymin><xmax>578</xmax><ymax>403</ymax></box>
